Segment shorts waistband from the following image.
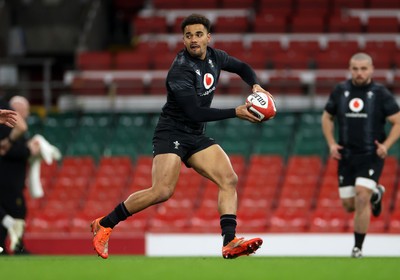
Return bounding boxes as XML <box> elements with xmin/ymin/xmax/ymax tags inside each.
<box><xmin>158</xmin><ymin>115</ymin><xmax>204</xmax><ymax>135</ymax></box>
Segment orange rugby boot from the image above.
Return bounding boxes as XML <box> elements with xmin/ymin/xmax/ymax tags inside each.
<box><xmin>91</xmin><ymin>217</ymin><xmax>112</xmax><ymax>259</ymax></box>
<box><xmin>222</xmin><ymin>237</ymin><xmax>263</xmax><ymax>259</ymax></box>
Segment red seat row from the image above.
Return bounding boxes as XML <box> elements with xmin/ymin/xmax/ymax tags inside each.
<box><xmin>24</xmin><ymin>155</ymin><xmax>400</xmax><ymax>234</ymax></box>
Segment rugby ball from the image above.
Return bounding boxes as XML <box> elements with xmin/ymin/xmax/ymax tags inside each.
<box><xmin>246</xmin><ymin>92</ymin><xmax>277</xmax><ymax>121</ymax></box>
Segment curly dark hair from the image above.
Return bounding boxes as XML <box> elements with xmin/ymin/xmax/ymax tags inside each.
<box><xmin>181</xmin><ymin>14</ymin><xmax>211</xmax><ymax>33</ymax></box>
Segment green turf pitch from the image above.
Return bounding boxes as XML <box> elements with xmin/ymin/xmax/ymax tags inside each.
<box><xmin>0</xmin><ymin>256</ymin><xmax>399</xmax><ymax>280</ymax></box>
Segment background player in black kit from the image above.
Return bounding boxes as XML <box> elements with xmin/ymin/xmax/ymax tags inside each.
<box><xmin>321</xmin><ymin>53</ymin><xmax>400</xmax><ymax>258</ymax></box>
<box><xmin>0</xmin><ymin>96</ymin><xmax>40</xmax><ymax>255</ymax></box>
<box><xmin>91</xmin><ymin>13</ymin><xmax>271</xmax><ymax>259</ymax></box>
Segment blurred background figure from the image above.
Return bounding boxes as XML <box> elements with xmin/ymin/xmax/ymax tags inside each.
<box><xmin>0</xmin><ymin>109</ymin><xmax>17</xmax><ymax>128</ymax></box>
<box><xmin>321</xmin><ymin>53</ymin><xmax>400</xmax><ymax>258</ymax></box>
<box><xmin>0</xmin><ymin>95</ymin><xmax>40</xmax><ymax>255</ymax></box>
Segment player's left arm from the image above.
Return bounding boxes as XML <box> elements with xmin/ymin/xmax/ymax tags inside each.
<box><xmin>222</xmin><ymin>55</ymin><xmax>272</xmax><ymax>97</ymax></box>
<box><xmin>377</xmin><ymin>111</ymin><xmax>400</xmax><ymax>158</ymax></box>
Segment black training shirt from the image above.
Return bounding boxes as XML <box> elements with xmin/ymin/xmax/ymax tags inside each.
<box><xmin>325</xmin><ymin>79</ymin><xmax>400</xmax><ymax>155</ymax></box>
<box><xmin>159</xmin><ymin>47</ymin><xmax>258</xmax><ymax>134</ymax></box>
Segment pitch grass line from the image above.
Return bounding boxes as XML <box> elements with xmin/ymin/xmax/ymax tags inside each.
<box><xmin>0</xmin><ymin>256</ymin><xmax>399</xmax><ymax>280</ymax></box>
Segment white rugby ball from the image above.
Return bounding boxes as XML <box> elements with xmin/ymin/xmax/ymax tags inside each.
<box><xmin>246</xmin><ymin>92</ymin><xmax>277</xmax><ymax>121</ymax></box>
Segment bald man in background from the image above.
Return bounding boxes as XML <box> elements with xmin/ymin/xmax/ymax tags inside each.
<box><xmin>0</xmin><ymin>96</ymin><xmax>40</xmax><ymax>255</ymax></box>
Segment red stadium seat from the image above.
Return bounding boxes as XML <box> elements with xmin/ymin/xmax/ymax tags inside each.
<box><xmin>323</xmin><ymin>157</ymin><xmax>338</xmax><ymax>175</ymax></box>
<box><xmin>273</xmin><ymin>50</ymin><xmax>313</xmax><ymax>69</ymax></box>
<box><xmin>116</xmin><ymin>207</ymin><xmax>156</xmax><ymax>233</ymax></box>
<box><xmin>309</xmin><ymin>208</ymin><xmax>350</xmax><ymax>232</ymax></box>
<box><xmin>233</xmin><ymin>50</ymin><xmax>268</xmax><ymax>69</ymax></box>
<box><xmin>288</xmin><ymin>41</ymin><xmax>322</xmax><ymax>56</ymax></box>
<box><xmin>253</xmin><ymin>14</ymin><xmax>288</xmax><ymax>33</ymax></box>
<box><xmin>369</xmin><ymin>0</ymin><xmax>400</xmax><ymax>8</ymax></box>
<box><xmin>221</xmin><ymin>0</ymin><xmax>255</xmax><ymax>9</ymax></box>
<box><xmin>315</xmin><ymin>184</ymin><xmax>343</xmax><ymax>210</ymax></box>
<box><xmin>290</xmin><ymin>16</ymin><xmax>326</xmax><ymax>33</ymax></box>
<box><xmin>366</xmin><ymin>17</ymin><xmax>399</xmax><ymax>33</ymax></box>
<box><xmin>287</xmin><ymin>156</ymin><xmax>323</xmax><ymax>175</ymax></box>
<box><xmin>59</xmin><ymin>156</ymin><xmax>95</xmax><ymax>177</ymax></box>
<box><xmin>213</xmin><ymin>41</ymin><xmax>246</xmax><ymax>55</ymax></box>
<box><xmin>132</xmin><ymin>16</ymin><xmax>168</xmax><ymax>36</ymax></box>
<box><xmin>259</xmin><ymin>0</ymin><xmax>294</xmax><ymax>10</ymax></box>
<box><xmin>28</xmin><ymin>212</ymin><xmax>71</xmax><ymax>233</ymax></box>
<box><xmin>267</xmin><ymin>76</ymin><xmax>304</xmax><ymax>95</ymax></box>
<box><xmin>332</xmin><ymin>0</ymin><xmax>366</xmax><ymax>9</ymax></box>
<box><xmin>296</xmin><ymin>0</ymin><xmax>330</xmax><ymax>10</ymax></box>
<box><xmin>77</xmin><ymin>51</ymin><xmax>113</xmax><ymax>70</ymax></box>
<box><xmin>183</xmin><ymin>0</ymin><xmax>218</xmax><ymax>8</ymax></box>
<box><xmin>113</xmin><ymin>77</ymin><xmax>147</xmax><ymax>95</ymax></box>
<box><xmin>151</xmin><ymin>52</ymin><xmax>176</xmax><ymax>70</ymax></box>
<box><xmin>188</xmin><ymin>208</ymin><xmax>220</xmax><ymax>233</ymax></box>
<box><xmin>315</xmin><ymin>49</ymin><xmax>355</xmax><ymax>69</ymax></box>
<box><xmin>148</xmin><ymin>206</ymin><xmax>193</xmax><ymax>232</ymax></box>
<box><xmin>219</xmin><ymin>75</ymin><xmax>251</xmax><ymax>95</ymax></box>
<box><xmin>152</xmin><ymin>0</ymin><xmax>182</xmax><ymax>9</ymax></box>
<box><xmin>97</xmin><ymin>156</ymin><xmax>133</xmax><ymax>176</ymax></box>
<box><xmin>71</xmin><ymin>77</ymin><xmax>108</xmax><ymax>96</ymax></box>
<box><xmin>388</xmin><ymin>209</ymin><xmax>400</xmax><ymax>233</ymax></box>
<box><xmin>269</xmin><ymin>207</ymin><xmax>310</xmax><ymax>232</ymax></box>
<box><xmin>326</xmin><ymin>40</ymin><xmax>360</xmax><ymax>54</ymax></box>
<box><xmin>315</xmin><ymin>76</ymin><xmax>345</xmax><ymax>95</ymax></box>
<box><xmin>251</xmin><ymin>40</ymin><xmax>283</xmax><ymax>56</ymax></box>
<box><xmin>81</xmin><ymin>199</ymin><xmax>117</xmax><ymax>217</ymax></box>
<box><xmin>147</xmin><ymin>77</ymin><xmax>166</xmax><ymax>95</ymax></box>
<box><xmin>213</xmin><ymin>16</ymin><xmax>249</xmax><ymax>33</ymax></box>
<box><xmin>363</xmin><ymin>41</ymin><xmax>397</xmax><ymax>68</ymax></box>
<box><xmin>134</xmin><ymin>41</ymin><xmax>171</xmax><ymax>56</ymax></box>
<box><xmin>236</xmin><ymin>208</ymin><xmax>269</xmax><ymax>232</ymax></box>
<box><xmin>240</xmin><ymin>184</ymin><xmax>277</xmax><ymax>209</ymax></box>
<box><xmin>328</xmin><ymin>15</ymin><xmax>362</xmax><ymax>33</ymax></box>
<box><xmin>114</xmin><ymin>51</ymin><xmax>151</xmax><ymax>70</ymax></box>
<box><xmin>172</xmin><ymin>16</ymin><xmax>187</xmax><ymax>33</ymax></box>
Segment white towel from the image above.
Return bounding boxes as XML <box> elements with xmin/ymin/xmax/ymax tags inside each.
<box><xmin>28</xmin><ymin>134</ymin><xmax>62</xmax><ymax>198</ymax></box>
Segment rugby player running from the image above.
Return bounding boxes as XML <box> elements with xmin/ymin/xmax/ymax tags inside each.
<box><xmin>321</xmin><ymin>52</ymin><xmax>400</xmax><ymax>258</ymax></box>
<box><xmin>91</xmin><ymin>13</ymin><xmax>272</xmax><ymax>259</ymax></box>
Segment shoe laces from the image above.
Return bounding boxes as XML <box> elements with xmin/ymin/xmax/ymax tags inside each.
<box><xmin>226</xmin><ymin>237</ymin><xmax>245</xmax><ymax>248</ymax></box>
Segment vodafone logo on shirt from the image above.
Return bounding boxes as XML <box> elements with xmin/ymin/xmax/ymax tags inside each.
<box><xmin>203</xmin><ymin>73</ymin><xmax>214</xmax><ymax>89</ymax></box>
<box><xmin>349</xmin><ymin>98</ymin><xmax>364</xmax><ymax>112</ymax></box>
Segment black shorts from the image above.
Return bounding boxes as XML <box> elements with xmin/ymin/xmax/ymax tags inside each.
<box><xmin>338</xmin><ymin>153</ymin><xmax>384</xmax><ymax>187</ymax></box>
<box><xmin>152</xmin><ymin>123</ymin><xmax>216</xmax><ymax>167</ymax></box>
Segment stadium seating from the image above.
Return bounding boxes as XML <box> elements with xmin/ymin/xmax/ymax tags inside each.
<box><xmin>24</xmin><ymin>0</ymin><xmax>400</xmax><ymax>237</ymax></box>
<box><xmin>24</xmin><ymin>120</ymin><xmax>400</xmax><ymax>235</ymax></box>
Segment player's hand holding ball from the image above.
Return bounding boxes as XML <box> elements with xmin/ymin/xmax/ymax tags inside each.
<box><xmin>246</xmin><ymin>91</ymin><xmax>277</xmax><ymax>121</ymax></box>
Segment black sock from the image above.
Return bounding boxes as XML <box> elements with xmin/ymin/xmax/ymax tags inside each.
<box><xmin>370</xmin><ymin>191</ymin><xmax>379</xmax><ymax>204</ymax></box>
<box><xmin>354</xmin><ymin>232</ymin><xmax>366</xmax><ymax>250</ymax></box>
<box><xmin>100</xmin><ymin>202</ymin><xmax>131</xmax><ymax>228</ymax></box>
<box><xmin>220</xmin><ymin>214</ymin><xmax>237</xmax><ymax>246</ymax></box>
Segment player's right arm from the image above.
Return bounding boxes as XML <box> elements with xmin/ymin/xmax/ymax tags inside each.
<box><xmin>321</xmin><ymin>110</ymin><xmax>342</xmax><ymax>160</ymax></box>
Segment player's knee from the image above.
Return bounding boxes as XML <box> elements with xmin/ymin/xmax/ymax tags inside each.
<box><xmin>150</xmin><ymin>186</ymin><xmax>174</xmax><ymax>203</ymax></box>
<box><xmin>222</xmin><ymin>172</ymin><xmax>238</xmax><ymax>189</ymax></box>
<box><xmin>355</xmin><ymin>190</ymin><xmax>370</xmax><ymax>207</ymax></box>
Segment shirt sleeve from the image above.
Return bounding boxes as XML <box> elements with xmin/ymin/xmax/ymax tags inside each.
<box><xmin>216</xmin><ymin>49</ymin><xmax>258</xmax><ymax>86</ymax></box>
<box><xmin>324</xmin><ymin>85</ymin><xmax>340</xmax><ymax>115</ymax></box>
<box><xmin>382</xmin><ymin>87</ymin><xmax>400</xmax><ymax>116</ymax></box>
<box><xmin>175</xmin><ymin>94</ymin><xmax>236</xmax><ymax>122</ymax></box>
<box><xmin>167</xmin><ymin>67</ymin><xmax>197</xmax><ymax>97</ymax></box>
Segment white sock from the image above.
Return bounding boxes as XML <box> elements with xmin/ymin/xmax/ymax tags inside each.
<box><xmin>1</xmin><ymin>215</ymin><xmax>15</xmax><ymax>230</ymax></box>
